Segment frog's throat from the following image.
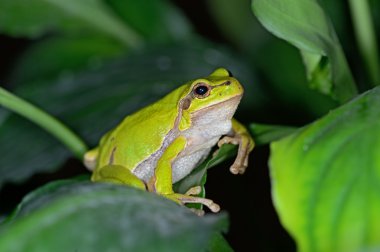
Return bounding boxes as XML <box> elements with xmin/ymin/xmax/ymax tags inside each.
<box><xmin>189</xmin><ymin>94</ymin><xmax>242</xmax><ymax>125</ymax></box>
<box><xmin>190</xmin><ymin>94</ymin><xmax>242</xmax><ymax>115</ymax></box>
<box><xmin>177</xmin><ymin>84</ymin><xmax>243</xmax><ymax>130</ymax></box>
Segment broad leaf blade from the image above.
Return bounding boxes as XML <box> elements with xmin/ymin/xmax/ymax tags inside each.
<box><xmin>0</xmin><ymin>0</ymin><xmax>142</xmax><ymax>47</ymax></box>
<box><xmin>207</xmin><ymin>233</ymin><xmax>233</xmax><ymax>252</ymax></box>
<box><xmin>9</xmin><ymin>35</ymin><xmax>125</xmax><ymax>85</ymax></box>
<box><xmin>252</xmin><ymin>0</ymin><xmax>357</xmax><ymax>103</ymax></box>
<box><xmin>8</xmin><ymin>176</ymin><xmax>90</xmax><ymax>220</ymax></box>
<box><xmin>0</xmin><ymin>181</ymin><xmax>228</xmax><ymax>252</ymax></box>
<box><xmin>6</xmin><ymin>0</ymin><xmax>194</xmax><ymax>85</ymax></box>
<box><xmin>106</xmin><ymin>0</ymin><xmax>192</xmax><ymax>43</ymax></box>
<box><xmin>270</xmin><ymin>86</ymin><xmax>380</xmax><ymax>251</ymax></box>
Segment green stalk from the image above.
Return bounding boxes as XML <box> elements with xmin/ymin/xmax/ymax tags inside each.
<box><xmin>0</xmin><ymin>87</ymin><xmax>88</xmax><ymax>159</ymax></box>
<box><xmin>349</xmin><ymin>0</ymin><xmax>380</xmax><ymax>86</ymax></box>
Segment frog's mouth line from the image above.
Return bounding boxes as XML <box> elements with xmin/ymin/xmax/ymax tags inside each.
<box><xmin>211</xmin><ymin>80</ymin><xmax>232</xmax><ymax>88</ymax></box>
<box><xmin>175</xmin><ymin>87</ymin><xmax>243</xmax><ymax>127</ymax></box>
<box><xmin>190</xmin><ymin>94</ymin><xmax>243</xmax><ymax>116</ymax></box>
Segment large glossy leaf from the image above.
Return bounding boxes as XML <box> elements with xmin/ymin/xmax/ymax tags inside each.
<box><xmin>252</xmin><ymin>0</ymin><xmax>357</xmax><ymax>103</ymax></box>
<box><xmin>0</xmin><ymin>41</ymin><xmax>257</xmax><ymax>188</ymax></box>
<box><xmin>208</xmin><ymin>233</ymin><xmax>234</xmax><ymax>252</ymax></box>
<box><xmin>270</xmin><ymin>86</ymin><xmax>380</xmax><ymax>251</ymax></box>
<box><xmin>0</xmin><ymin>180</ymin><xmax>227</xmax><ymax>251</ymax></box>
<box><xmin>106</xmin><ymin>0</ymin><xmax>192</xmax><ymax>43</ymax></box>
<box><xmin>0</xmin><ymin>0</ymin><xmax>141</xmax><ymax>47</ymax></box>
<box><xmin>5</xmin><ymin>0</ymin><xmax>194</xmax><ymax>85</ymax></box>
<box><xmin>207</xmin><ymin>0</ymin><xmax>268</xmax><ymax>52</ymax></box>
<box><xmin>208</xmin><ymin>0</ymin><xmax>337</xmax><ymax>117</ymax></box>
<box><xmin>9</xmin><ymin>35</ymin><xmax>125</xmax><ymax>85</ymax></box>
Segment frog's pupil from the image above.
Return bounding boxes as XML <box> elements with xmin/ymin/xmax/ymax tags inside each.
<box><xmin>195</xmin><ymin>86</ymin><xmax>208</xmax><ymax>95</ymax></box>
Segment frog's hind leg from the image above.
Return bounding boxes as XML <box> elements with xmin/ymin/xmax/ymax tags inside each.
<box><xmin>92</xmin><ymin>165</ymin><xmax>146</xmax><ymax>190</ymax></box>
<box><xmin>84</xmin><ymin>147</ymin><xmax>99</xmax><ymax>171</ymax></box>
<box><xmin>148</xmin><ymin>136</ymin><xmax>220</xmax><ymax>213</ymax></box>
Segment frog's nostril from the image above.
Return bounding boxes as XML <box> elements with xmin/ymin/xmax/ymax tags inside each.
<box><xmin>225</xmin><ymin>81</ymin><xmax>231</xmax><ymax>86</ymax></box>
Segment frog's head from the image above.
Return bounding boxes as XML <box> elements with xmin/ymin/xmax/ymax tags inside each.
<box><xmin>179</xmin><ymin>68</ymin><xmax>244</xmax><ymax>127</ymax></box>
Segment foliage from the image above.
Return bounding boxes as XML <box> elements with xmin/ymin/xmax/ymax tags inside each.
<box><xmin>0</xmin><ymin>0</ymin><xmax>379</xmax><ymax>251</ymax></box>
<box><xmin>1</xmin><ymin>180</ymin><xmax>227</xmax><ymax>252</ymax></box>
<box><xmin>271</xmin><ymin>87</ymin><xmax>380</xmax><ymax>252</ymax></box>
<box><xmin>252</xmin><ymin>0</ymin><xmax>380</xmax><ymax>251</ymax></box>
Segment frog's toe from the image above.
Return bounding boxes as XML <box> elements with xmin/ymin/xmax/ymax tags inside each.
<box><xmin>165</xmin><ymin>193</ymin><xmax>220</xmax><ymax>213</ymax></box>
<box><xmin>185</xmin><ymin>186</ymin><xmax>202</xmax><ymax>196</ymax></box>
<box><xmin>230</xmin><ymin>148</ymin><xmax>250</xmax><ymax>174</ymax></box>
<box><xmin>178</xmin><ymin>195</ymin><xmax>220</xmax><ymax>213</ymax></box>
<box><xmin>230</xmin><ymin>162</ymin><xmax>247</xmax><ymax>175</ymax></box>
<box><xmin>217</xmin><ymin>136</ymin><xmax>239</xmax><ymax>147</ymax></box>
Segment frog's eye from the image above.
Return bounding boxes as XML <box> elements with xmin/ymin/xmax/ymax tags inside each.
<box><xmin>193</xmin><ymin>83</ymin><xmax>211</xmax><ymax>98</ymax></box>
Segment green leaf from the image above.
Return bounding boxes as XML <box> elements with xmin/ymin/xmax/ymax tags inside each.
<box><xmin>208</xmin><ymin>0</ymin><xmax>337</xmax><ymax>117</ymax></box>
<box><xmin>0</xmin><ymin>0</ymin><xmax>142</xmax><ymax>48</ymax></box>
<box><xmin>207</xmin><ymin>233</ymin><xmax>233</xmax><ymax>252</ymax></box>
<box><xmin>253</xmin><ymin>38</ymin><xmax>338</xmax><ymax>117</ymax></box>
<box><xmin>5</xmin><ymin>0</ymin><xmax>194</xmax><ymax>85</ymax></box>
<box><xmin>10</xmin><ymin>35</ymin><xmax>125</xmax><ymax>85</ymax></box>
<box><xmin>270</xmin><ymin>86</ymin><xmax>380</xmax><ymax>251</ymax></box>
<box><xmin>207</xmin><ymin>0</ymin><xmax>269</xmax><ymax>52</ymax></box>
<box><xmin>0</xmin><ymin>41</ymin><xmax>257</xmax><ymax>188</ymax></box>
<box><xmin>7</xmin><ymin>175</ymin><xmax>90</xmax><ymax>220</ymax></box>
<box><xmin>0</xmin><ymin>181</ymin><xmax>227</xmax><ymax>251</ymax></box>
<box><xmin>249</xmin><ymin>123</ymin><xmax>297</xmax><ymax>146</ymax></box>
<box><xmin>252</xmin><ymin>0</ymin><xmax>357</xmax><ymax>103</ymax></box>
<box><xmin>106</xmin><ymin>0</ymin><xmax>192</xmax><ymax>43</ymax></box>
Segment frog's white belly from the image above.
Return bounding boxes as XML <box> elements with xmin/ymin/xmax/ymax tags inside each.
<box><xmin>133</xmin><ymin>120</ymin><xmax>232</xmax><ymax>183</ymax></box>
<box><xmin>171</xmin><ymin>120</ymin><xmax>231</xmax><ymax>182</ymax></box>
<box><xmin>171</xmin><ymin>148</ymin><xmax>212</xmax><ymax>182</ymax></box>
<box><xmin>133</xmin><ymin>96</ymin><xmax>239</xmax><ymax>183</ymax></box>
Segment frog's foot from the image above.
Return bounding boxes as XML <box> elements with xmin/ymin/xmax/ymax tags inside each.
<box><xmin>217</xmin><ymin>135</ymin><xmax>251</xmax><ymax>175</ymax></box>
<box><xmin>184</xmin><ymin>186</ymin><xmax>206</xmax><ymax>216</ymax></box>
<box><xmin>185</xmin><ymin>186</ymin><xmax>202</xmax><ymax>196</ymax></box>
<box><xmin>163</xmin><ymin>193</ymin><xmax>220</xmax><ymax>213</ymax></box>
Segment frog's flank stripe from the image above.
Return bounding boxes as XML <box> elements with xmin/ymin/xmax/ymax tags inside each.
<box><xmin>108</xmin><ymin>146</ymin><xmax>117</xmax><ymax>165</ymax></box>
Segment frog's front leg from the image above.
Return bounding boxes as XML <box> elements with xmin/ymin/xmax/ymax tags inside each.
<box><xmin>217</xmin><ymin>118</ymin><xmax>254</xmax><ymax>174</ymax></box>
<box><xmin>148</xmin><ymin>136</ymin><xmax>220</xmax><ymax>213</ymax></box>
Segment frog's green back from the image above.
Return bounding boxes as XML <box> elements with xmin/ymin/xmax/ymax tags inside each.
<box><xmin>97</xmin><ymin>84</ymin><xmax>190</xmax><ymax>170</ymax></box>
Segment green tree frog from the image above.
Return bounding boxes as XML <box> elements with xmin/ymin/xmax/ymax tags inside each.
<box><xmin>84</xmin><ymin>68</ymin><xmax>254</xmax><ymax>213</ymax></box>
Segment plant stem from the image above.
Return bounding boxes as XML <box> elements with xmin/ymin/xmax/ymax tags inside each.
<box><xmin>349</xmin><ymin>0</ymin><xmax>380</xmax><ymax>86</ymax></box>
<box><xmin>0</xmin><ymin>87</ymin><xmax>88</xmax><ymax>159</ymax></box>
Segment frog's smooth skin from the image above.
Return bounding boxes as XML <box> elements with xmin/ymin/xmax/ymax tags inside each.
<box><xmin>84</xmin><ymin>68</ymin><xmax>254</xmax><ymax>213</ymax></box>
